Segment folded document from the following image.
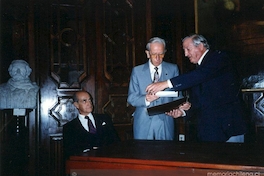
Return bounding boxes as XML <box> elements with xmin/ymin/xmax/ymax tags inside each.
<box><xmin>156</xmin><ymin>91</ymin><xmax>178</xmax><ymax>97</ymax></box>
<box><xmin>147</xmin><ymin>97</ymin><xmax>187</xmax><ymax>116</ymax></box>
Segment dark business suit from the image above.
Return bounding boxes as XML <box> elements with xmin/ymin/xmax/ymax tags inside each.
<box><xmin>170</xmin><ymin>50</ymin><xmax>246</xmax><ymax>142</ymax></box>
<box><xmin>63</xmin><ymin>113</ymin><xmax>120</xmax><ymax>159</ymax></box>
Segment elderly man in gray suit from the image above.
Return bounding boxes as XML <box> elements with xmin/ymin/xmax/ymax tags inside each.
<box><xmin>127</xmin><ymin>37</ymin><xmax>188</xmax><ymax>140</ymax></box>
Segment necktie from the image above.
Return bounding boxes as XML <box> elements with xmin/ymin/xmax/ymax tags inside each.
<box><xmin>153</xmin><ymin>67</ymin><xmax>159</xmax><ymax>83</ymax></box>
<box><xmin>85</xmin><ymin>116</ymin><xmax>96</xmax><ymax>134</ymax></box>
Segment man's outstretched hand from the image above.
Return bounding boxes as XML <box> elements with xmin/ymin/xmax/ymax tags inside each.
<box><xmin>146</xmin><ymin>81</ymin><xmax>168</xmax><ymax>94</ymax></box>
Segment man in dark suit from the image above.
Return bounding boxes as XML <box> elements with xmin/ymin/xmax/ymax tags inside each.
<box><xmin>146</xmin><ymin>34</ymin><xmax>246</xmax><ymax>142</ymax></box>
<box><xmin>63</xmin><ymin>90</ymin><xmax>120</xmax><ymax>159</ymax></box>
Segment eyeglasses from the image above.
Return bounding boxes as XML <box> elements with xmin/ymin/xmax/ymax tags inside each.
<box><xmin>78</xmin><ymin>98</ymin><xmax>92</xmax><ymax>104</ymax></box>
<box><xmin>149</xmin><ymin>53</ymin><xmax>165</xmax><ymax>58</ymax></box>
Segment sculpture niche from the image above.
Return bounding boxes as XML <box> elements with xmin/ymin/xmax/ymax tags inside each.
<box><xmin>0</xmin><ymin>60</ymin><xmax>39</xmax><ymax>110</ymax></box>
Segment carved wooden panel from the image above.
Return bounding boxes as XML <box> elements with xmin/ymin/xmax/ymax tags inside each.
<box><xmin>254</xmin><ymin>92</ymin><xmax>264</xmax><ymax>120</ymax></box>
<box><xmin>242</xmin><ymin>90</ymin><xmax>264</xmax><ymax>142</ymax></box>
<box><xmin>49</xmin><ymin>2</ymin><xmax>88</xmax><ymax>127</ymax></box>
<box><xmin>103</xmin><ymin>94</ymin><xmax>134</xmax><ymax>124</ymax></box>
<box><xmin>230</xmin><ymin>21</ymin><xmax>264</xmax><ymax>55</ymax></box>
<box><xmin>102</xmin><ymin>0</ymin><xmax>135</xmax><ymax>125</ymax></box>
<box><xmin>49</xmin><ymin>96</ymin><xmax>78</xmax><ymax>127</ymax></box>
<box><xmin>50</xmin><ymin>3</ymin><xmax>87</xmax><ymax>89</ymax></box>
<box><xmin>103</xmin><ymin>0</ymin><xmax>135</xmax><ymax>87</ymax></box>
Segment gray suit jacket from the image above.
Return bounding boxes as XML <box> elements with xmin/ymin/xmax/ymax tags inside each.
<box><xmin>128</xmin><ymin>61</ymin><xmax>181</xmax><ymax>140</ymax></box>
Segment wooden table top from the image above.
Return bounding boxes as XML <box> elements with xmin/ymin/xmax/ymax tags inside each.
<box><xmin>69</xmin><ymin>140</ymin><xmax>264</xmax><ymax>170</ymax></box>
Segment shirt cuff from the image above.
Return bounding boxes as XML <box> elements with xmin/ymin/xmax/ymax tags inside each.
<box><xmin>167</xmin><ymin>80</ymin><xmax>173</xmax><ymax>88</ymax></box>
<box><xmin>180</xmin><ymin>109</ymin><xmax>186</xmax><ymax>117</ymax></box>
<box><xmin>145</xmin><ymin>99</ymin><xmax>150</xmax><ymax>106</ymax></box>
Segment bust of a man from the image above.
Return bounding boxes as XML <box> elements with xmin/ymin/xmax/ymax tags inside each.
<box><xmin>0</xmin><ymin>60</ymin><xmax>39</xmax><ymax>109</ymax></box>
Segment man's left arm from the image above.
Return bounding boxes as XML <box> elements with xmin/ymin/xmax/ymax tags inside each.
<box><xmin>99</xmin><ymin>114</ymin><xmax>120</xmax><ymax>144</ymax></box>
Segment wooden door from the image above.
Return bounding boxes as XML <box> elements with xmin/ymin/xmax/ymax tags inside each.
<box><xmin>36</xmin><ymin>0</ymin><xmax>137</xmax><ymax>175</ymax></box>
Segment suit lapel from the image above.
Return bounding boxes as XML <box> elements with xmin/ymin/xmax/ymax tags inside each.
<box><xmin>93</xmin><ymin>114</ymin><xmax>103</xmax><ymax>134</ymax></box>
<box><xmin>142</xmin><ymin>62</ymin><xmax>152</xmax><ymax>83</ymax></box>
<box><xmin>160</xmin><ymin>62</ymin><xmax>172</xmax><ymax>81</ymax></box>
<box><xmin>160</xmin><ymin>62</ymin><xmax>167</xmax><ymax>81</ymax></box>
<box><xmin>74</xmin><ymin>117</ymin><xmax>88</xmax><ymax>133</ymax></box>
<box><xmin>200</xmin><ymin>50</ymin><xmax>213</xmax><ymax>66</ymax></box>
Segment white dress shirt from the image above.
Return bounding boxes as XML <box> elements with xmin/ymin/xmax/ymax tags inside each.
<box><xmin>149</xmin><ymin>60</ymin><xmax>162</xmax><ymax>81</ymax></box>
<box><xmin>146</xmin><ymin>60</ymin><xmax>162</xmax><ymax>106</ymax></box>
<box><xmin>78</xmin><ymin>113</ymin><xmax>96</xmax><ymax>132</ymax></box>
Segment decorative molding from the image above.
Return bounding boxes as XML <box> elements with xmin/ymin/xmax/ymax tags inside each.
<box><xmin>102</xmin><ymin>94</ymin><xmax>134</xmax><ymax>124</ymax></box>
<box><xmin>103</xmin><ymin>0</ymin><xmax>135</xmax><ymax>85</ymax></box>
<box><xmin>49</xmin><ymin>97</ymin><xmax>78</xmax><ymax>127</ymax></box>
<box><xmin>50</xmin><ymin>4</ymin><xmax>87</xmax><ymax>89</ymax></box>
<box><xmin>254</xmin><ymin>92</ymin><xmax>264</xmax><ymax>119</ymax></box>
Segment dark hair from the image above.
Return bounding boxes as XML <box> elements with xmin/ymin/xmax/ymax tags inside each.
<box><xmin>72</xmin><ymin>92</ymin><xmax>78</xmax><ymax>102</ymax></box>
<box><xmin>72</xmin><ymin>90</ymin><xmax>92</xmax><ymax>102</ymax></box>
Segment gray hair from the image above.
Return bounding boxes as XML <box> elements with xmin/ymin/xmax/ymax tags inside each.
<box><xmin>182</xmin><ymin>34</ymin><xmax>210</xmax><ymax>49</ymax></box>
<box><xmin>146</xmin><ymin>37</ymin><xmax>166</xmax><ymax>51</ymax></box>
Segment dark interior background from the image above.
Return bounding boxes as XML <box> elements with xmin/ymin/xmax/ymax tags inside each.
<box><xmin>1</xmin><ymin>0</ymin><xmax>264</xmax><ymax>175</ymax></box>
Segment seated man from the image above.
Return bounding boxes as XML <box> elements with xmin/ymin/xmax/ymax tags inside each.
<box><xmin>63</xmin><ymin>90</ymin><xmax>120</xmax><ymax>159</ymax></box>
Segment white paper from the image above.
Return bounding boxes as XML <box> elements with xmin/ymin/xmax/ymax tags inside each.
<box><xmin>156</xmin><ymin>91</ymin><xmax>178</xmax><ymax>97</ymax></box>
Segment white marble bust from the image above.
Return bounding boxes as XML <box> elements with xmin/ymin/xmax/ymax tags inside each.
<box><xmin>0</xmin><ymin>60</ymin><xmax>39</xmax><ymax>109</ymax></box>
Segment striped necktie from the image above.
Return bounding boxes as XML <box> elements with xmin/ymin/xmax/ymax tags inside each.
<box><xmin>153</xmin><ymin>67</ymin><xmax>159</xmax><ymax>83</ymax></box>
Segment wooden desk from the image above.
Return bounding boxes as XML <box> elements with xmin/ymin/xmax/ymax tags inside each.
<box><xmin>66</xmin><ymin>140</ymin><xmax>264</xmax><ymax>175</ymax></box>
